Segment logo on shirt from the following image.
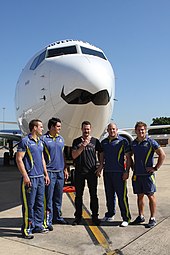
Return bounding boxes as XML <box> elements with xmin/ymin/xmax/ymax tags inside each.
<box><xmin>144</xmin><ymin>143</ymin><xmax>149</xmax><ymax>147</ymax></box>
<box><xmin>113</xmin><ymin>140</ymin><xmax>120</xmax><ymax>145</ymax></box>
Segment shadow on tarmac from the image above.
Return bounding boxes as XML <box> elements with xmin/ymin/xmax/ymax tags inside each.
<box><xmin>0</xmin><ymin>157</ymin><xmax>21</xmax><ymax>212</ymax></box>
<box><xmin>0</xmin><ymin>217</ymin><xmax>22</xmax><ymax>237</ymax></box>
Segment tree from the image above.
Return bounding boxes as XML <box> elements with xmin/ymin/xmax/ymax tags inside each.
<box><xmin>149</xmin><ymin>117</ymin><xmax>170</xmax><ymax>135</ymax></box>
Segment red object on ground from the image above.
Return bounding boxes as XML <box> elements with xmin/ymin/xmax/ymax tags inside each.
<box><xmin>63</xmin><ymin>186</ymin><xmax>76</xmax><ymax>193</ymax></box>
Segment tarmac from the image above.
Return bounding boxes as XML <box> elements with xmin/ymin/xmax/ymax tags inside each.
<box><xmin>0</xmin><ymin>146</ymin><xmax>170</xmax><ymax>255</ymax></box>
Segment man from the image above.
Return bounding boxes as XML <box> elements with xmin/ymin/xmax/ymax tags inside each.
<box><xmin>130</xmin><ymin>121</ymin><xmax>166</xmax><ymax>228</ymax></box>
<box><xmin>42</xmin><ymin>118</ymin><xmax>68</xmax><ymax>230</ymax></box>
<box><xmin>99</xmin><ymin>123</ymin><xmax>131</xmax><ymax>227</ymax></box>
<box><xmin>16</xmin><ymin>119</ymin><xmax>50</xmax><ymax>239</ymax></box>
<box><xmin>72</xmin><ymin>121</ymin><xmax>103</xmax><ymax>226</ymax></box>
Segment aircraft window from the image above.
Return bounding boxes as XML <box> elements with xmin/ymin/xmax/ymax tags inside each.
<box><xmin>30</xmin><ymin>51</ymin><xmax>46</xmax><ymax>70</ymax></box>
<box><xmin>46</xmin><ymin>46</ymin><xmax>77</xmax><ymax>58</ymax></box>
<box><xmin>80</xmin><ymin>46</ymin><xmax>106</xmax><ymax>60</ymax></box>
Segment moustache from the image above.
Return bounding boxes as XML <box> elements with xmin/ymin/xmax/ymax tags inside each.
<box><xmin>61</xmin><ymin>86</ymin><xmax>110</xmax><ymax>105</ymax></box>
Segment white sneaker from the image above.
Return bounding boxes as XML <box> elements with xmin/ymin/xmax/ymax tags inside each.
<box><xmin>120</xmin><ymin>221</ymin><xmax>129</xmax><ymax>227</ymax></box>
<box><xmin>101</xmin><ymin>216</ymin><xmax>114</xmax><ymax>222</ymax></box>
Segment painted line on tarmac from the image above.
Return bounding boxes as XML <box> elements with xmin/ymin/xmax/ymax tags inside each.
<box><xmin>67</xmin><ymin>192</ymin><xmax>120</xmax><ymax>255</ymax></box>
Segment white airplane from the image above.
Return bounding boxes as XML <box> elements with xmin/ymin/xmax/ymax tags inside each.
<box><xmin>0</xmin><ymin>39</ymin><xmax>118</xmax><ymax>163</ymax></box>
<box><xmin>0</xmin><ymin>39</ymin><xmax>169</xmax><ymax>164</ymax></box>
<box><xmin>15</xmin><ymin>39</ymin><xmax>116</xmax><ymax>146</ymax></box>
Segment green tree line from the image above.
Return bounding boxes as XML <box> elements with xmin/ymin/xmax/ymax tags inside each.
<box><xmin>149</xmin><ymin>117</ymin><xmax>170</xmax><ymax>134</ymax></box>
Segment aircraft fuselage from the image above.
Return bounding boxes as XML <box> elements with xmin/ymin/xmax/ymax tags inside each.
<box><xmin>15</xmin><ymin>40</ymin><xmax>115</xmax><ymax>146</ymax></box>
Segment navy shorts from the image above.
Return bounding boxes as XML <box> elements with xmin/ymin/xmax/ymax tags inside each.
<box><xmin>132</xmin><ymin>174</ymin><xmax>156</xmax><ymax>195</ymax></box>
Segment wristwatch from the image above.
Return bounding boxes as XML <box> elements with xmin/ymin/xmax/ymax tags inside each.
<box><xmin>154</xmin><ymin>166</ymin><xmax>158</xmax><ymax>171</ymax></box>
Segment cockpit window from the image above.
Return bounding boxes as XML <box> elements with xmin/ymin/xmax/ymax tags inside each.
<box><xmin>30</xmin><ymin>51</ymin><xmax>46</xmax><ymax>70</ymax></box>
<box><xmin>46</xmin><ymin>46</ymin><xmax>77</xmax><ymax>58</ymax></box>
<box><xmin>80</xmin><ymin>46</ymin><xmax>106</xmax><ymax>60</ymax></box>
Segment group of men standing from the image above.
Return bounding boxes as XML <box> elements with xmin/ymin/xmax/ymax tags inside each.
<box><xmin>16</xmin><ymin>118</ymin><xmax>166</xmax><ymax>239</ymax></box>
<box><xmin>16</xmin><ymin>118</ymin><xmax>67</xmax><ymax>239</ymax></box>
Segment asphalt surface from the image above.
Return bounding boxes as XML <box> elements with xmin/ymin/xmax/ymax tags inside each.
<box><xmin>0</xmin><ymin>146</ymin><xmax>170</xmax><ymax>255</ymax></box>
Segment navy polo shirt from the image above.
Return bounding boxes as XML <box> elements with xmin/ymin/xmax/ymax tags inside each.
<box><xmin>41</xmin><ymin>133</ymin><xmax>65</xmax><ymax>172</ymax></box>
<box><xmin>101</xmin><ymin>135</ymin><xmax>130</xmax><ymax>173</ymax></box>
<box><xmin>17</xmin><ymin>134</ymin><xmax>44</xmax><ymax>177</ymax></box>
<box><xmin>131</xmin><ymin>137</ymin><xmax>160</xmax><ymax>175</ymax></box>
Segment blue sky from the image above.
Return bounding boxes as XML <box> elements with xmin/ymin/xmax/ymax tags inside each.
<box><xmin>0</xmin><ymin>0</ymin><xmax>169</xmax><ymax>130</ymax></box>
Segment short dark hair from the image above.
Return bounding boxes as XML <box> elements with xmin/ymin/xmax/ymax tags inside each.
<box><xmin>135</xmin><ymin>121</ymin><xmax>147</xmax><ymax>130</ymax></box>
<box><xmin>48</xmin><ymin>117</ymin><xmax>61</xmax><ymax>130</ymax></box>
<box><xmin>81</xmin><ymin>120</ymin><xmax>91</xmax><ymax>128</ymax></box>
<box><xmin>29</xmin><ymin>119</ymin><xmax>42</xmax><ymax>132</ymax></box>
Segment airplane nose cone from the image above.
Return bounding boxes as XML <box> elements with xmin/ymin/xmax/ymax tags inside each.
<box><xmin>51</xmin><ymin>55</ymin><xmax>115</xmax><ymax>106</ymax></box>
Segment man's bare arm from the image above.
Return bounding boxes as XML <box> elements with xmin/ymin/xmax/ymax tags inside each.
<box><xmin>16</xmin><ymin>151</ymin><xmax>31</xmax><ymax>186</ymax></box>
